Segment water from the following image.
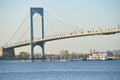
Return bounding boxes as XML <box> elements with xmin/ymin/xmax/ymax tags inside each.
<box><xmin>0</xmin><ymin>60</ymin><xmax>120</xmax><ymax>80</ymax></box>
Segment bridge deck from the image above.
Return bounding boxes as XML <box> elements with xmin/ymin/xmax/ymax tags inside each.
<box><xmin>4</xmin><ymin>29</ymin><xmax>120</xmax><ymax>49</ymax></box>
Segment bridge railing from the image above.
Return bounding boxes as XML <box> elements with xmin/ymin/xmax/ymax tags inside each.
<box><xmin>4</xmin><ymin>25</ymin><xmax>120</xmax><ymax>48</ymax></box>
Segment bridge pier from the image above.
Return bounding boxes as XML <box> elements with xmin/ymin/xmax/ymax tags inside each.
<box><xmin>39</xmin><ymin>43</ymin><xmax>45</xmax><ymax>59</ymax></box>
<box><xmin>0</xmin><ymin>46</ymin><xmax>3</xmax><ymax>58</ymax></box>
<box><xmin>31</xmin><ymin>43</ymin><xmax>45</xmax><ymax>61</ymax></box>
<box><xmin>0</xmin><ymin>47</ymin><xmax>16</xmax><ymax>60</ymax></box>
<box><xmin>31</xmin><ymin>43</ymin><xmax>34</xmax><ymax>61</ymax></box>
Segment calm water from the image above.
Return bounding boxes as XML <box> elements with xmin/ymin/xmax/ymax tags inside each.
<box><xmin>0</xmin><ymin>60</ymin><xmax>120</xmax><ymax>80</ymax></box>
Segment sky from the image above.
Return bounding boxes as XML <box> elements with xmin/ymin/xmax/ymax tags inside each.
<box><xmin>0</xmin><ymin>0</ymin><xmax>120</xmax><ymax>55</ymax></box>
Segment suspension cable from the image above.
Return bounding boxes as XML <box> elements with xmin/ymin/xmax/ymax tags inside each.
<box><xmin>4</xmin><ymin>13</ymin><xmax>30</xmax><ymax>46</ymax></box>
<box><xmin>17</xmin><ymin>14</ymin><xmax>39</xmax><ymax>42</ymax></box>
<box><xmin>17</xmin><ymin>27</ymin><xmax>29</xmax><ymax>42</ymax></box>
<box><xmin>44</xmin><ymin>11</ymin><xmax>75</xmax><ymax>29</ymax></box>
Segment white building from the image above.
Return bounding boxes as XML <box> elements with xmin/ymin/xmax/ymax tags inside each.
<box><xmin>88</xmin><ymin>52</ymin><xmax>107</xmax><ymax>60</ymax></box>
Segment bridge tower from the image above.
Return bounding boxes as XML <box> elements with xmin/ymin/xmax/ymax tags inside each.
<box><xmin>30</xmin><ymin>8</ymin><xmax>45</xmax><ymax>61</ymax></box>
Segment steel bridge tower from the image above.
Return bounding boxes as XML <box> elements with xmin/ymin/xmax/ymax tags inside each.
<box><xmin>30</xmin><ymin>7</ymin><xmax>45</xmax><ymax>61</ymax></box>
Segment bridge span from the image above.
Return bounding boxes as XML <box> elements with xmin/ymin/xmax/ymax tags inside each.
<box><xmin>4</xmin><ymin>27</ymin><xmax>120</xmax><ymax>49</ymax></box>
<box><xmin>1</xmin><ymin>27</ymin><xmax>120</xmax><ymax>60</ymax></box>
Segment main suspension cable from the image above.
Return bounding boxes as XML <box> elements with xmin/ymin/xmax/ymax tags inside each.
<box><xmin>4</xmin><ymin>13</ymin><xmax>30</xmax><ymax>46</ymax></box>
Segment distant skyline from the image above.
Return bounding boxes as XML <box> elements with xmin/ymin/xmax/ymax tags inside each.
<box><xmin>0</xmin><ymin>0</ymin><xmax>120</xmax><ymax>54</ymax></box>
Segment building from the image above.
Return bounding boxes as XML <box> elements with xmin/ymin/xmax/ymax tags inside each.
<box><xmin>88</xmin><ymin>52</ymin><xmax>107</xmax><ymax>60</ymax></box>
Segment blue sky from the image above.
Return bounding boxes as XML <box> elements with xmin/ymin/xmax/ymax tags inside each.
<box><xmin>0</xmin><ymin>0</ymin><xmax>120</xmax><ymax>54</ymax></box>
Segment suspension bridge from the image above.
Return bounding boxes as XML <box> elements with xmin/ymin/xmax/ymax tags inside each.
<box><xmin>0</xmin><ymin>7</ymin><xmax>120</xmax><ymax>61</ymax></box>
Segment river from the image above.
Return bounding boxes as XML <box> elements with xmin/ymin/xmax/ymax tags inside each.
<box><xmin>0</xmin><ymin>60</ymin><xmax>120</xmax><ymax>80</ymax></box>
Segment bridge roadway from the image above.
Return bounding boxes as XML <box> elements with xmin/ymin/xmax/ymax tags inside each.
<box><xmin>4</xmin><ymin>28</ymin><xmax>120</xmax><ymax>49</ymax></box>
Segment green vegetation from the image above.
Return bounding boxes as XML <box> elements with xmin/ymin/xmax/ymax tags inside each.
<box><xmin>60</xmin><ymin>52</ymin><xmax>69</xmax><ymax>60</ymax></box>
<box><xmin>18</xmin><ymin>52</ymin><xmax>30</xmax><ymax>60</ymax></box>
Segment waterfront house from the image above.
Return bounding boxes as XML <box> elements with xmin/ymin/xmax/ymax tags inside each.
<box><xmin>88</xmin><ymin>52</ymin><xmax>107</xmax><ymax>60</ymax></box>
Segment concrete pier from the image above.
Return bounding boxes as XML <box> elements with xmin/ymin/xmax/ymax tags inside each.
<box><xmin>0</xmin><ymin>47</ymin><xmax>16</xmax><ymax>60</ymax></box>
